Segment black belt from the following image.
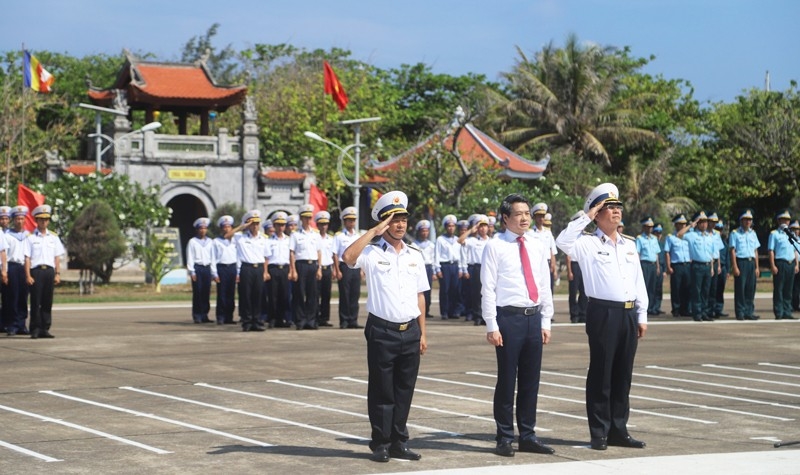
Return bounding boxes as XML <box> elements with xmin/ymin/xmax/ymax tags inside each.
<box><xmin>8</xmin><ymin>261</ymin><xmax>23</xmax><ymax>266</ymax></box>
<box><xmin>736</xmin><ymin>257</ymin><xmax>754</xmax><ymax>261</ymax></box>
<box><xmin>321</xmin><ymin>265</ymin><xmax>331</xmax><ymax>270</ymax></box>
<box><xmin>640</xmin><ymin>260</ymin><xmax>656</xmax><ymax>264</ymax></box>
<box><xmin>440</xmin><ymin>261</ymin><xmax>457</xmax><ymax>266</ymax></box>
<box><xmin>368</xmin><ymin>313</ymin><xmax>415</xmax><ymax>331</ymax></box>
<box><xmin>589</xmin><ymin>298</ymin><xmax>635</xmax><ymax>309</ymax></box>
<box><xmin>692</xmin><ymin>261</ymin><xmax>711</xmax><ymax>266</ymax></box>
<box><xmin>499</xmin><ymin>305</ymin><xmax>540</xmax><ymax>316</ymax></box>
<box><xmin>671</xmin><ymin>262</ymin><xmax>688</xmax><ymax>266</ymax></box>
<box><xmin>777</xmin><ymin>259</ymin><xmax>793</xmax><ymax>264</ymax></box>
<box><xmin>268</xmin><ymin>264</ymin><xmax>287</xmax><ymax>269</ymax></box>
<box><xmin>32</xmin><ymin>265</ymin><xmax>53</xmax><ymax>270</ymax></box>
<box><xmin>297</xmin><ymin>260</ymin><xmax>317</xmax><ymax>265</ymax></box>
<box><xmin>242</xmin><ymin>262</ymin><xmax>263</xmax><ymax>267</ymax></box>
<box><xmin>218</xmin><ymin>262</ymin><xmax>236</xmax><ymax>266</ymax></box>
<box><xmin>195</xmin><ymin>264</ymin><xmax>210</xmax><ymax>268</ymax></box>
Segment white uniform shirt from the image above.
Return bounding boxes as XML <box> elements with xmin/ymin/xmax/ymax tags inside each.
<box><xmin>480</xmin><ymin>230</ymin><xmax>554</xmax><ymax>332</ymax></box>
<box><xmin>435</xmin><ymin>234</ymin><xmax>461</xmax><ymax>273</ymax></box>
<box><xmin>290</xmin><ymin>228</ymin><xmax>321</xmax><ymax>261</ymax></box>
<box><xmin>352</xmin><ymin>238</ymin><xmax>430</xmax><ymax>322</ymax></box>
<box><xmin>211</xmin><ymin>236</ymin><xmax>238</xmax><ymax>278</ymax></box>
<box><xmin>414</xmin><ymin>239</ymin><xmax>436</xmax><ymax>266</ymax></box>
<box><xmin>531</xmin><ymin>226</ymin><xmax>557</xmax><ymax>256</ymax></box>
<box><xmin>555</xmin><ymin>214</ymin><xmax>648</xmax><ymax>323</ymax></box>
<box><xmin>334</xmin><ymin>229</ymin><xmax>362</xmax><ymax>259</ymax></box>
<box><xmin>463</xmin><ymin>235</ymin><xmax>490</xmax><ymax>265</ymax></box>
<box><xmin>319</xmin><ymin>233</ymin><xmax>335</xmax><ymax>266</ymax></box>
<box><xmin>6</xmin><ymin>229</ymin><xmax>29</xmax><ymax>264</ymax></box>
<box><xmin>234</xmin><ymin>230</ymin><xmax>269</xmax><ymax>275</ymax></box>
<box><xmin>186</xmin><ymin>236</ymin><xmax>213</xmax><ymax>276</ymax></box>
<box><xmin>24</xmin><ymin>229</ymin><xmax>65</xmax><ymax>268</ymax></box>
<box><xmin>267</xmin><ymin>234</ymin><xmax>291</xmax><ymax>265</ymax></box>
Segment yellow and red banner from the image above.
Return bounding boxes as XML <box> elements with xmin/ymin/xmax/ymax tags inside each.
<box><xmin>23</xmin><ymin>50</ymin><xmax>54</xmax><ymax>93</ymax></box>
<box><xmin>323</xmin><ymin>61</ymin><xmax>348</xmax><ymax>111</ymax></box>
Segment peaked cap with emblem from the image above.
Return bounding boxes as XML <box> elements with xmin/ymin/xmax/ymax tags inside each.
<box><xmin>584</xmin><ymin>183</ymin><xmax>622</xmax><ymax>213</ymax></box>
<box><xmin>371</xmin><ymin>190</ymin><xmax>409</xmax><ymax>221</ymax></box>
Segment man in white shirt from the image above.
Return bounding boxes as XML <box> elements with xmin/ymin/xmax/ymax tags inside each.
<box><xmin>227</xmin><ymin>210</ymin><xmax>270</xmax><ymax>332</ymax></box>
<box><xmin>435</xmin><ymin>214</ymin><xmax>462</xmax><ymax>319</ymax></box>
<box><xmin>556</xmin><ymin>183</ymin><xmax>648</xmax><ymax>451</ymax></box>
<box><xmin>315</xmin><ymin>211</ymin><xmax>335</xmax><ymax>327</ymax></box>
<box><xmin>481</xmin><ymin>194</ymin><xmax>554</xmax><ymax>457</ymax></box>
<box><xmin>289</xmin><ymin>204</ymin><xmax>322</xmax><ymax>330</ymax></box>
<box><xmin>24</xmin><ymin>205</ymin><xmax>65</xmax><ymax>339</ymax></box>
<box><xmin>333</xmin><ymin>207</ymin><xmax>363</xmax><ymax>329</ymax></box>
<box><xmin>4</xmin><ymin>206</ymin><xmax>29</xmax><ymax>336</ymax></box>
<box><xmin>212</xmin><ymin>215</ymin><xmax>238</xmax><ymax>325</ymax></box>
<box><xmin>187</xmin><ymin>218</ymin><xmax>213</xmax><ymax>323</ymax></box>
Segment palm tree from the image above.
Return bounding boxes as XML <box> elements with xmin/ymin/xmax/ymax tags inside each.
<box><xmin>495</xmin><ymin>34</ymin><xmax>661</xmax><ymax>167</ymax></box>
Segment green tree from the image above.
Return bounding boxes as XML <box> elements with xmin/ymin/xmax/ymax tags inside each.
<box><xmin>493</xmin><ymin>35</ymin><xmax>662</xmax><ymax>168</ymax></box>
<box><xmin>134</xmin><ymin>234</ymin><xmax>177</xmax><ymax>293</ymax></box>
<box><xmin>67</xmin><ymin>200</ymin><xmax>127</xmax><ymax>279</ymax></box>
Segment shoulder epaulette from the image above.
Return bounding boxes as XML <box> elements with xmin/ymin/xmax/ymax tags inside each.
<box><xmin>335</xmin><ymin>231</ymin><xmax>343</xmax><ymax>236</ymax></box>
<box><xmin>582</xmin><ymin>230</ymin><xmax>594</xmax><ymax>236</ymax></box>
<box><xmin>622</xmin><ymin>233</ymin><xmax>635</xmax><ymax>241</ymax></box>
<box><xmin>407</xmin><ymin>242</ymin><xmax>423</xmax><ymax>253</ymax></box>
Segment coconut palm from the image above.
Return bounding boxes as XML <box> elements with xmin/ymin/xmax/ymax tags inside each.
<box><xmin>495</xmin><ymin>34</ymin><xmax>661</xmax><ymax>167</ymax></box>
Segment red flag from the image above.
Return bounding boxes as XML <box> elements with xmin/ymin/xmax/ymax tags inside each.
<box><xmin>309</xmin><ymin>184</ymin><xmax>329</xmax><ymax>231</ymax></box>
<box><xmin>323</xmin><ymin>61</ymin><xmax>348</xmax><ymax>111</ymax></box>
<box><xmin>17</xmin><ymin>183</ymin><xmax>45</xmax><ymax>232</ymax></box>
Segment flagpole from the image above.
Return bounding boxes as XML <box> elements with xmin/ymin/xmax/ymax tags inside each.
<box><xmin>20</xmin><ymin>43</ymin><xmax>27</xmax><ymax>191</ymax></box>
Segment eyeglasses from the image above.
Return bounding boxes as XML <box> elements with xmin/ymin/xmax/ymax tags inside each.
<box><xmin>603</xmin><ymin>204</ymin><xmax>624</xmax><ymax>211</ymax></box>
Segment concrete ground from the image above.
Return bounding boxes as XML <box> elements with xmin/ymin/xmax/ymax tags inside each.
<box><xmin>1</xmin><ymin>293</ymin><xmax>799</xmax><ymax>474</ymax></box>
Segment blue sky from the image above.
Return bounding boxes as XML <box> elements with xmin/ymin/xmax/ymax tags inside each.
<box><xmin>2</xmin><ymin>0</ymin><xmax>797</xmax><ymax>103</ymax></box>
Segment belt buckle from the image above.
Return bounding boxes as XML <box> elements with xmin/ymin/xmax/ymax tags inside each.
<box><xmin>398</xmin><ymin>322</ymin><xmax>409</xmax><ymax>331</ymax></box>
<box><xmin>524</xmin><ymin>307</ymin><xmax>536</xmax><ymax>316</ymax></box>
<box><xmin>624</xmin><ymin>301</ymin><xmax>634</xmax><ymax>309</ymax></box>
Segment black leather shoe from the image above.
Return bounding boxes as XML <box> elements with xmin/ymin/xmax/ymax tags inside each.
<box><xmin>30</xmin><ymin>331</ymin><xmax>39</xmax><ymax>339</ymax></box>
<box><xmin>784</xmin><ymin>315</ymin><xmax>796</xmax><ymax>320</ymax></box>
<box><xmin>39</xmin><ymin>331</ymin><xmax>55</xmax><ymax>338</ymax></box>
<box><xmin>590</xmin><ymin>437</ymin><xmax>607</xmax><ymax>450</ymax></box>
<box><xmin>371</xmin><ymin>446</ymin><xmax>390</xmax><ymax>463</ymax></box>
<box><xmin>608</xmin><ymin>435</ymin><xmax>646</xmax><ymax>448</ymax></box>
<box><xmin>718</xmin><ymin>312</ymin><xmax>729</xmax><ymax>317</ymax></box>
<box><xmin>495</xmin><ymin>440</ymin><xmax>515</xmax><ymax>457</ymax></box>
<box><xmin>389</xmin><ymin>444</ymin><xmax>421</xmax><ymax>460</ymax></box>
<box><xmin>745</xmin><ymin>315</ymin><xmax>760</xmax><ymax>320</ymax></box>
<box><xmin>319</xmin><ymin>322</ymin><xmax>333</xmax><ymax>327</ymax></box>
<box><xmin>518</xmin><ymin>438</ymin><xmax>555</xmax><ymax>454</ymax></box>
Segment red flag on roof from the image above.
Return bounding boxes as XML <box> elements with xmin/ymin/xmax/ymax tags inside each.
<box><xmin>323</xmin><ymin>61</ymin><xmax>348</xmax><ymax>111</ymax></box>
<box><xmin>17</xmin><ymin>183</ymin><xmax>45</xmax><ymax>232</ymax></box>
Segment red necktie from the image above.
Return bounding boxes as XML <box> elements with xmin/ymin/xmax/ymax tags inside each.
<box><xmin>517</xmin><ymin>236</ymin><xmax>539</xmax><ymax>303</ymax></box>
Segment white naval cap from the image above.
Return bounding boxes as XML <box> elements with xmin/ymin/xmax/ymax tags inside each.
<box><xmin>299</xmin><ymin>204</ymin><xmax>315</xmax><ymax>218</ymax></box>
<box><xmin>11</xmin><ymin>205</ymin><xmax>28</xmax><ymax>218</ymax></box>
<box><xmin>33</xmin><ymin>204</ymin><xmax>52</xmax><ymax>219</ymax></box>
<box><xmin>371</xmin><ymin>190</ymin><xmax>409</xmax><ymax>221</ymax></box>
<box><xmin>532</xmin><ymin>202</ymin><xmax>548</xmax><ymax>215</ymax></box>
<box><xmin>341</xmin><ymin>206</ymin><xmax>358</xmax><ymax>220</ymax></box>
<box><xmin>583</xmin><ymin>183</ymin><xmax>622</xmax><ymax>213</ymax></box>
<box><xmin>217</xmin><ymin>215</ymin><xmax>234</xmax><ymax>227</ymax></box>
<box><xmin>441</xmin><ymin>214</ymin><xmax>457</xmax><ymax>227</ymax></box>
<box><xmin>287</xmin><ymin>214</ymin><xmax>299</xmax><ymax>225</ymax></box>
<box><xmin>270</xmin><ymin>211</ymin><xmax>288</xmax><ymax>224</ymax></box>
<box><xmin>315</xmin><ymin>211</ymin><xmax>331</xmax><ymax>223</ymax></box>
<box><xmin>415</xmin><ymin>219</ymin><xmax>431</xmax><ymax>231</ymax></box>
<box><xmin>0</xmin><ymin>206</ymin><xmax>11</xmax><ymax>218</ymax></box>
<box><xmin>241</xmin><ymin>210</ymin><xmax>262</xmax><ymax>225</ymax></box>
<box><xmin>193</xmin><ymin>217</ymin><xmax>210</xmax><ymax>229</ymax></box>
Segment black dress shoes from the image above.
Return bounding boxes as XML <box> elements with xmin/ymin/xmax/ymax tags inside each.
<box><xmin>39</xmin><ymin>331</ymin><xmax>55</xmax><ymax>338</ymax></box>
<box><xmin>518</xmin><ymin>438</ymin><xmax>555</xmax><ymax>454</ymax></box>
<box><xmin>371</xmin><ymin>446</ymin><xmax>390</xmax><ymax>463</ymax></box>
<box><xmin>495</xmin><ymin>440</ymin><xmax>515</xmax><ymax>457</ymax></box>
<box><xmin>389</xmin><ymin>444</ymin><xmax>421</xmax><ymax>460</ymax></box>
<box><xmin>607</xmin><ymin>434</ymin><xmax>646</xmax><ymax>448</ymax></box>
<box><xmin>590</xmin><ymin>437</ymin><xmax>607</xmax><ymax>450</ymax></box>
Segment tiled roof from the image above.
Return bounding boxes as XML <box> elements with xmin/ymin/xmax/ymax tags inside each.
<box><xmin>64</xmin><ymin>164</ymin><xmax>112</xmax><ymax>176</ymax></box>
<box><xmin>263</xmin><ymin>170</ymin><xmax>306</xmax><ymax>181</ymax></box>
<box><xmin>87</xmin><ymin>52</ymin><xmax>246</xmax><ymax>109</ymax></box>
<box><xmin>368</xmin><ymin>124</ymin><xmax>549</xmax><ymax>180</ymax></box>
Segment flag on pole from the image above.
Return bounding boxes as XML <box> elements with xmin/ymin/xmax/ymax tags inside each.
<box><xmin>323</xmin><ymin>61</ymin><xmax>348</xmax><ymax>111</ymax></box>
<box><xmin>23</xmin><ymin>51</ymin><xmax>54</xmax><ymax>93</ymax></box>
<box><xmin>308</xmin><ymin>184</ymin><xmax>329</xmax><ymax>229</ymax></box>
<box><xmin>17</xmin><ymin>183</ymin><xmax>45</xmax><ymax>232</ymax></box>
<box><xmin>368</xmin><ymin>188</ymin><xmax>382</xmax><ymax>208</ymax></box>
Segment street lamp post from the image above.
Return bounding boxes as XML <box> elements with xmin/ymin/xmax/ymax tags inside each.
<box><xmin>77</xmin><ymin>103</ymin><xmax>128</xmax><ymax>172</ymax></box>
<box><xmin>87</xmin><ymin>121</ymin><xmax>161</xmax><ymax>171</ymax></box>
<box><xmin>304</xmin><ymin>117</ymin><xmax>381</xmax><ymax>229</ymax></box>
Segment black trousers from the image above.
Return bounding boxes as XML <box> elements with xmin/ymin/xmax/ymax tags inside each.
<box><xmin>585</xmin><ymin>300</ymin><xmax>638</xmax><ymax>439</ymax></box>
<box><xmin>338</xmin><ymin>263</ymin><xmax>361</xmax><ymax>327</ymax></box>
<box><xmin>191</xmin><ymin>264</ymin><xmax>211</xmax><ymax>322</ymax></box>
<box><xmin>29</xmin><ymin>266</ymin><xmax>55</xmax><ymax>336</ymax></box>
<box><xmin>423</xmin><ymin>264</ymin><xmax>433</xmax><ymax>317</ymax></box>
<box><xmin>670</xmin><ymin>262</ymin><xmax>690</xmax><ymax>315</ymax></box>
<box><xmin>3</xmin><ymin>262</ymin><xmax>28</xmax><ymax>332</ymax></box>
<box><xmin>467</xmin><ymin>264</ymin><xmax>483</xmax><ymax>321</ymax></box>
<box><xmin>568</xmin><ymin>262</ymin><xmax>588</xmax><ymax>322</ymax></box>
<box><xmin>773</xmin><ymin>259</ymin><xmax>794</xmax><ymax>318</ymax></box>
<box><xmin>293</xmin><ymin>261</ymin><xmax>319</xmax><ymax>329</ymax></box>
<box><xmin>317</xmin><ymin>265</ymin><xmax>332</xmax><ymax>324</ymax></box>
<box><xmin>640</xmin><ymin>261</ymin><xmax>657</xmax><ymax>314</ymax></box>
<box><xmin>439</xmin><ymin>262</ymin><xmax>460</xmax><ymax>318</ymax></box>
<box><xmin>493</xmin><ymin>306</ymin><xmax>543</xmax><ymax>443</ymax></box>
<box><xmin>215</xmin><ymin>263</ymin><xmax>236</xmax><ymax>323</ymax></box>
<box><xmin>238</xmin><ymin>264</ymin><xmax>263</xmax><ymax>329</ymax></box>
<box><xmin>365</xmin><ymin>314</ymin><xmax>421</xmax><ymax>450</ymax></box>
<box><xmin>690</xmin><ymin>262</ymin><xmax>712</xmax><ymax>319</ymax></box>
<box><xmin>268</xmin><ymin>265</ymin><xmax>290</xmax><ymax>326</ymax></box>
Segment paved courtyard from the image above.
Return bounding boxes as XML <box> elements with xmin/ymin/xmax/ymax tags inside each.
<box><xmin>1</xmin><ymin>294</ymin><xmax>799</xmax><ymax>474</ymax></box>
